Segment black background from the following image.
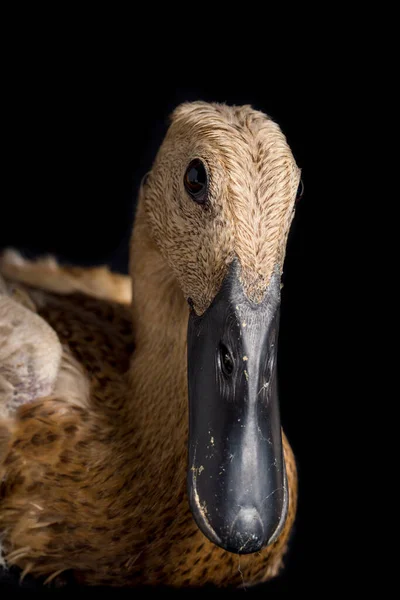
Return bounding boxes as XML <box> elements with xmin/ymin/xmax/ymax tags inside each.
<box><xmin>0</xmin><ymin>46</ymin><xmax>368</xmax><ymax>595</ymax></box>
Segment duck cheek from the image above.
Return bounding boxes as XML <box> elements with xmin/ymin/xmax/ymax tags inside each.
<box><xmin>186</xmin><ymin>261</ymin><xmax>288</xmax><ymax>554</ymax></box>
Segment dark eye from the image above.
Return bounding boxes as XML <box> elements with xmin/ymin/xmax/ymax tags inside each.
<box><xmin>184</xmin><ymin>159</ymin><xmax>208</xmax><ymax>204</ymax></box>
<box><xmin>296</xmin><ymin>178</ymin><xmax>304</xmax><ymax>203</ymax></box>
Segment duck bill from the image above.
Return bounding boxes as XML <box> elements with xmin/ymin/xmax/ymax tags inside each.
<box><xmin>187</xmin><ymin>262</ymin><xmax>288</xmax><ymax>554</ymax></box>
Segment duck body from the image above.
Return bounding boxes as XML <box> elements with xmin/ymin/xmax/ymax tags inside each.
<box><xmin>0</xmin><ymin>279</ymin><xmax>296</xmax><ymax>587</ymax></box>
<box><xmin>0</xmin><ymin>102</ymin><xmax>300</xmax><ymax>587</ymax></box>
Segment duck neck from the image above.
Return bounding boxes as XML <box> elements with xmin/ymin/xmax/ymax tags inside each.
<box><xmin>125</xmin><ymin>201</ymin><xmax>189</xmax><ymax>478</ymax></box>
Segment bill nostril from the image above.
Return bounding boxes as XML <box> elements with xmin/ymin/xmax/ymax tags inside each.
<box><xmin>218</xmin><ymin>341</ymin><xmax>234</xmax><ymax>377</ymax></box>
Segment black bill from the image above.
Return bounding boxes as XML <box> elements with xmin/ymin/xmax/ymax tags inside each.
<box><xmin>187</xmin><ymin>261</ymin><xmax>288</xmax><ymax>554</ymax></box>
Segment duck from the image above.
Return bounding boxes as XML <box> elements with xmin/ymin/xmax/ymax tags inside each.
<box><xmin>0</xmin><ymin>101</ymin><xmax>301</xmax><ymax>588</ymax></box>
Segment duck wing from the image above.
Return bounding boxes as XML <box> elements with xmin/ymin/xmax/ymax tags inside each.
<box><xmin>0</xmin><ymin>280</ymin><xmax>135</xmax><ymax>585</ymax></box>
<box><xmin>0</xmin><ymin>276</ymin><xmax>62</xmax><ymax>418</ymax></box>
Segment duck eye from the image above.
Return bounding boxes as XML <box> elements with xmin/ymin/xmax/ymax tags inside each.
<box><xmin>296</xmin><ymin>178</ymin><xmax>304</xmax><ymax>203</ymax></box>
<box><xmin>184</xmin><ymin>159</ymin><xmax>208</xmax><ymax>204</ymax></box>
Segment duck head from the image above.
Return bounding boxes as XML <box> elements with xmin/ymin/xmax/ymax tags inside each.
<box><xmin>141</xmin><ymin>102</ymin><xmax>302</xmax><ymax>554</ymax></box>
